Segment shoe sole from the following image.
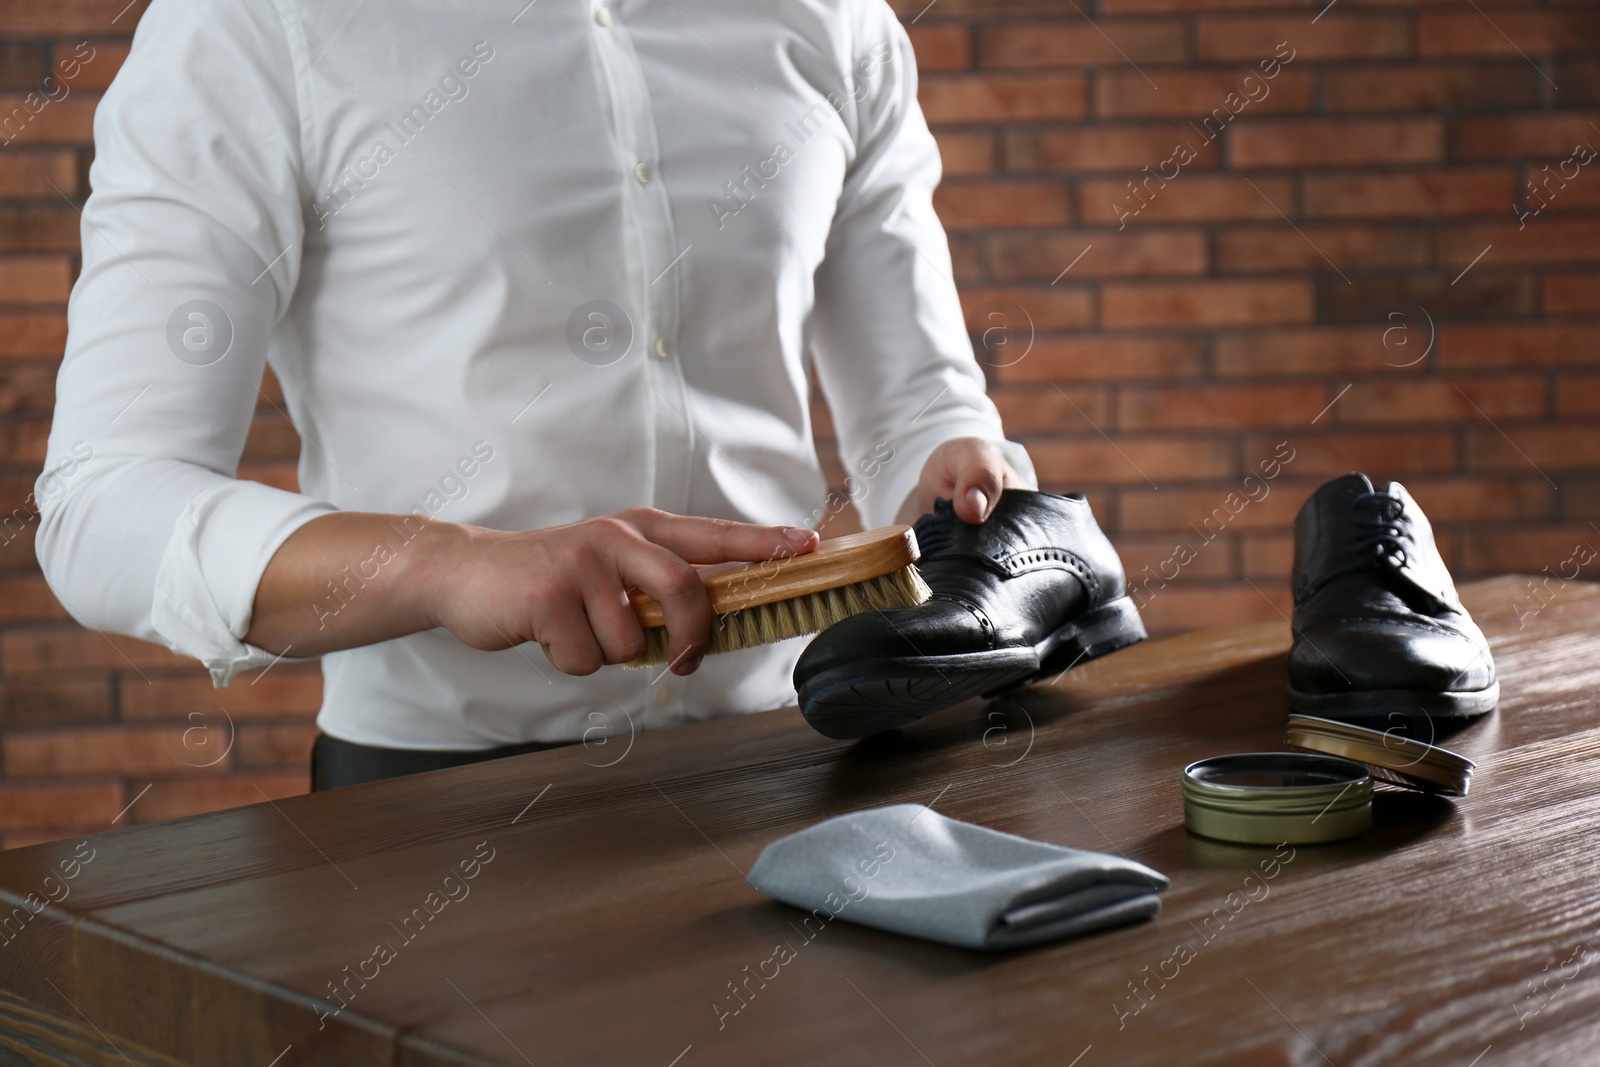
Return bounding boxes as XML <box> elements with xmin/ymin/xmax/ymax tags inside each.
<box><xmin>1286</xmin><ymin>680</ymin><xmax>1499</xmax><ymax>722</ymax></box>
<box><xmin>799</xmin><ymin>596</ymin><xmax>1148</xmax><ymax>740</ymax></box>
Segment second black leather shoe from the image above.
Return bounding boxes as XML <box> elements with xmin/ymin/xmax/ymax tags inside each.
<box><xmin>795</xmin><ymin>489</ymin><xmax>1146</xmax><ymax>739</ymax></box>
<box><xmin>1289</xmin><ymin>473</ymin><xmax>1497</xmax><ymax>723</ymax></box>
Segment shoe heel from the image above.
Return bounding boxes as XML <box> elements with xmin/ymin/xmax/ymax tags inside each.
<box><xmin>1043</xmin><ymin>596</ymin><xmax>1147</xmax><ymax>672</ymax></box>
<box><xmin>985</xmin><ymin>596</ymin><xmax>1148</xmax><ymax>698</ymax></box>
<box><xmin>979</xmin><ymin>598</ymin><xmax>1145</xmax><ymax>703</ymax></box>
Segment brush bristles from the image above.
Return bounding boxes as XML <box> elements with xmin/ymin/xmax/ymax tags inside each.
<box><xmin>628</xmin><ymin>564</ymin><xmax>932</xmax><ymax>668</ymax></box>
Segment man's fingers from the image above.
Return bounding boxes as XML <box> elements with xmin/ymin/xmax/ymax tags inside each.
<box><xmin>963</xmin><ymin>487</ymin><xmax>989</xmax><ymax>523</ymax></box>
<box><xmin>950</xmin><ymin>441</ymin><xmax>1006</xmax><ymax>524</ymax></box>
<box><xmin>618</xmin><ymin>542</ymin><xmax>715</xmax><ymax>673</ymax></box>
<box><xmin>539</xmin><ymin>592</ymin><xmax>607</xmax><ymax>676</ymax></box>
<box><xmin>583</xmin><ymin>583</ymin><xmax>648</xmax><ymax>664</ymax></box>
<box><xmin>625</xmin><ymin>508</ymin><xmax>817</xmax><ymax>564</ymax></box>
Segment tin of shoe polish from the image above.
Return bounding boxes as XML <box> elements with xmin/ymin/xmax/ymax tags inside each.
<box><xmin>1182</xmin><ymin>752</ymin><xmax>1373</xmax><ymax>846</ymax></box>
<box><xmin>1284</xmin><ymin>714</ymin><xmax>1474</xmax><ymax>797</ymax></box>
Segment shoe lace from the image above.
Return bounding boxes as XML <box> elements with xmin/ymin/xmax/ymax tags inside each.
<box><xmin>1350</xmin><ymin>490</ymin><xmax>1412</xmax><ymax>567</ymax></box>
<box><xmin>911</xmin><ymin>498</ymin><xmax>958</xmax><ymax>560</ymax></box>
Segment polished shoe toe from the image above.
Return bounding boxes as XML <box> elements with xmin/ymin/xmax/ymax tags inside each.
<box><xmin>795</xmin><ymin>597</ymin><xmax>1039</xmax><ymax>741</ymax></box>
<box><xmin>796</xmin><ymin>599</ymin><xmax>994</xmax><ymax>675</ymax></box>
<box><xmin>1289</xmin><ymin>619</ymin><xmax>1494</xmax><ymax>701</ymax></box>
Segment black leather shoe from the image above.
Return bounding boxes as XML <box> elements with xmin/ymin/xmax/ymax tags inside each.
<box><xmin>1289</xmin><ymin>473</ymin><xmax>1497</xmax><ymax>723</ymax></box>
<box><xmin>795</xmin><ymin>489</ymin><xmax>1147</xmax><ymax>739</ymax></box>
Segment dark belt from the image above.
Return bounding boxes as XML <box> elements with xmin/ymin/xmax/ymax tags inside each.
<box><xmin>310</xmin><ymin>731</ymin><xmax>577</xmax><ymax>791</ymax></box>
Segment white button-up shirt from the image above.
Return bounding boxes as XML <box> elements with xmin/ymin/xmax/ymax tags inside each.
<box><xmin>38</xmin><ymin>0</ymin><xmax>1034</xmax><ymax>748</ymax></box>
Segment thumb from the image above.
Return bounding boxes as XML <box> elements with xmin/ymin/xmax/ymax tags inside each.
<box><xmin>952</xmin><ymin>446</ymin><xmax>1006</xmax><ymax>524</ymax></box>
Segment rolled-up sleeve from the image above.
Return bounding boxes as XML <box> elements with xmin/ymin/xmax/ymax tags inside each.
<box><xmin>35</xmin><ymin>0</ymin><xmax>336</xmax><ymax>685</ymax></box>
<box><xmin>807</xmin><ymin>0</ymin><xmax>1036</xmax><ymax>530</ymax></box>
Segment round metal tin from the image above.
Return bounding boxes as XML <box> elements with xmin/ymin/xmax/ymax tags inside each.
<box><xmin>1182</xmin><ymin>752</ymin><xmax>1373</xmax><ymax>845</ymax></box>
<box><xmin>1284</xmin><ymin>714</ymin><xmax>1474</xmax><ymax>797</ymax></box>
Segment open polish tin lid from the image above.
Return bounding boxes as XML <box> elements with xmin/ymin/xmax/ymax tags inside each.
<box><xmin>1285</xmin><ymin>714</ymin><xmax>1475</xmax><ymax>797</ymax></box>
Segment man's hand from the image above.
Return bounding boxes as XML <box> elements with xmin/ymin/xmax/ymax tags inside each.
<box><xmin>425</xmin><ymin>509</ymin><xmax>817</xmax><ymax>675</ymax></box>
<box><xmin>899</xmin><ymin>436</ymin><xmax>1027</xmax><ymax>525</ymax></box>
<box><xmin>246</xmin><ymin>508</ymin><xmax>819</xmax><ymax>677</ymax></box>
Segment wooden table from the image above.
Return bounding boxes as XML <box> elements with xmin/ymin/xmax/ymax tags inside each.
<box><xmin>2</xmin><ymin>575</ymin><xmax>1597</xmax><ymax>1066</ymax></box>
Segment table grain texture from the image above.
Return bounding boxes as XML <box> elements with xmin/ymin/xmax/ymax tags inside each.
<box><xmin>1</xmin><ymin>575</ymin><xmax>1597</xmax><ymax>1066</ymax></box>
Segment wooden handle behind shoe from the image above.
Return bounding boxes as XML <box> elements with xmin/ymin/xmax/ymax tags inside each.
<box><xmin>629</xmin><ymin>524</ymin><xmax>921</xmax><ymax>628</ymax></box>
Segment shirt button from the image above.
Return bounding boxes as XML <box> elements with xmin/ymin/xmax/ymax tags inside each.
<box><xmin>651</xmin><ymin>336</ymin><xmax>670</xmax><ymax>360</ymax></box>
<box><xmin>632</xmin><ymin>162</ymin><xmax>652</xmax><ymax>185</ymax></box>
<box><xmin>594</xmin><ymin>6</ymin><xmax>612</xmax><ymax>27</ymax></box>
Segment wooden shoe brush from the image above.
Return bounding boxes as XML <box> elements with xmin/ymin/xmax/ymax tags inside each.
<box><xmin>627</xmin><ymin>525</ymin><xmax>931</xmax><ymax>667</ymax></box>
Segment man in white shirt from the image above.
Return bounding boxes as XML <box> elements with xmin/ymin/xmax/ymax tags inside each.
<box><xmin>38</xmin><ymin>0</ymin><xmax>1035</xmax><ymax>786</ymax></box>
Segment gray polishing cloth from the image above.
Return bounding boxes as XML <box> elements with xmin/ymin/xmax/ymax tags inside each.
<box><xmin>745</xmin><ymin>804</ymin><xmax>1169</xmax><ymax>951</ymax></box>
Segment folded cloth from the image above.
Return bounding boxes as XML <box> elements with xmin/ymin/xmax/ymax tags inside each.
<box><xmin>745</xmin><ymin>803</ymin><xmax>1169</xmax><ymax>951</ymax></box>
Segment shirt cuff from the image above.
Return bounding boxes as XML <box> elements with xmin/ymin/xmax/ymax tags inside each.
<box><xmin>152</xmin><ymin>480</ymin><xmax>338</xmax><ymax>686</ymax></box>
<box><xmin>858</xmin><ymin>421</ymin><xmax>1038</xmax><ymax>531</ymax></box>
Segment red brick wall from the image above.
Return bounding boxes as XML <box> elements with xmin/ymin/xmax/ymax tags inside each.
<box><xmin>2</xmin><ymin>0</ymin><xmax>1597</xmax><ymax>846</ymax></box>
<box><xmin>887</xmin><ymin>0</ymin><xmax>1600</xmax><ymax>632</ymax></box>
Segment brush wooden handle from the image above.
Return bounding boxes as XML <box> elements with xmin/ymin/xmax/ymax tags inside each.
<box><xmin>629</xmin><ymin>525</ymin><xmax>920</xmax><ymax>628</ymax></box>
